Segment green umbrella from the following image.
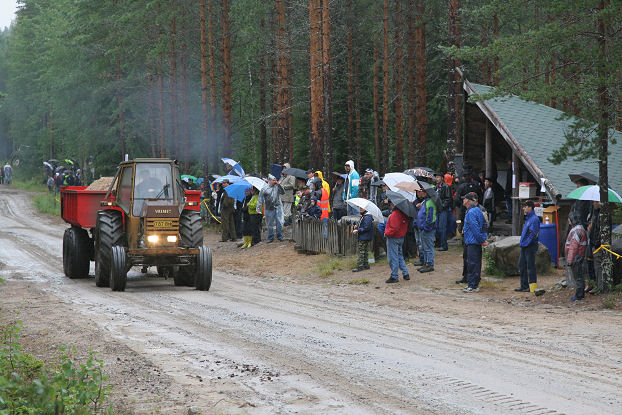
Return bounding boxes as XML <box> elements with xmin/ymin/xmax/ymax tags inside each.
<box><xmin>566</xmin><ymin>185</ymin><xmax>622</xmax><ymax>203</ymax></box>
<box><xmin>181</xmin><ymin>175</ymin><xmax>197</xmax><ymax>183</ymax></box>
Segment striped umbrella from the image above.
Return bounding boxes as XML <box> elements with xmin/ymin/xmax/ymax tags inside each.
<box><xmin>566</xmin><ymin>185</ymin><xmax>622</xmax><ymax>203</ymax></box>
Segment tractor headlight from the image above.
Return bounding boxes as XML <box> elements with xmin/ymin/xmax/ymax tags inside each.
<box><xmin>147</xmin><ymin>235</ymin><xmax>159</xmax><ymax>243</ymax></box>
<box><xmin>167</xmin><ymin>235</ymin><xmax>177</xmax><ymax>243</ymax></box>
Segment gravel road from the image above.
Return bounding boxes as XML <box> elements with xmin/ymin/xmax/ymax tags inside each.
<box><xmin>0</xmin><ymin>187</ymin><xmax>621</xmax><ymax>414</ymax></box>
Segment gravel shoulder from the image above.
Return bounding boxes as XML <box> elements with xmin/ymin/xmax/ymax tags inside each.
<box><xmin>1</xmin><ymin>186</ymin><xmax>621</xmax><ymax>414</ymax></box>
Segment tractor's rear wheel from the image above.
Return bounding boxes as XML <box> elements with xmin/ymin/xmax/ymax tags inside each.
<box><xmin>109</xmin><ymin>246</ymin><xmax>127</xmax><ymax>292</ymax></box>
<box><xmin>94</xmin><ymin>211</ymin><xmax>124</xmax><ymax>288</ymax></box>
<box><xmin>179</xmin><ymin>211</ymin><xmax>203</xmax><ymax>247</ymax></box>
<box><xmin>194</xmin><ymin>246</ymin><xmax>212</xmax><ymax>291</ymax></box>
<box><xmin>63</xmin><ymin>226</ymin><xmax>90</xmax><ymax>278</ymax></box>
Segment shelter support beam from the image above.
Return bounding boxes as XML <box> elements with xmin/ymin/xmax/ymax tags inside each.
<box><xmin>485</xmin><ymin>120</ymin><xmax>492</xmax><ymax>178</ymax></box>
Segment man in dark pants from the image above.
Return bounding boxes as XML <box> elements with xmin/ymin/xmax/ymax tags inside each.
<box><xmin>461</xmin><ymin>193</ymin><xmax>488</xmax><ymax>292</ymax></box>
<box><xmin>515</xmin><ymin>200</ymin><xmax>540</xmax><ymax>292</ymax></box>
<box><xmin>434</xmin><ymin>172</ymin><xmax>452</xmax><ymax>251</ymax></box>
<box><xmin>219</xmin><ymin>179</ymin><xmax>237</xmax><ymax>242</ymax></box>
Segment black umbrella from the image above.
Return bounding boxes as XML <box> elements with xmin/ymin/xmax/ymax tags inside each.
<box><xmin>54</xmin><ymin>165</ymin><xmax>66</xmax><ymax>173</ymax></box>
<box><xmin>282</xmin><ymin>167</ymin><xmax>308</xmax><ymax>180</ymax></box>
<box><xmin>418</xmin><ymin>181</ymin><xmax>442</xmax><ymax>209</ymax></box>
<box><xmin>386</xmin><ymin>190</ymin><xmax>417</xmax><ymax>217</ymax></box>
<box><xmin>568</xmin><ymin>172</ymin><xmax>598</xmax><ymax>185</ymax></box>
<box><xmin>47</xmin><ymin>159</ymin><xmax>59</xmax><ymax>165</ymax></box>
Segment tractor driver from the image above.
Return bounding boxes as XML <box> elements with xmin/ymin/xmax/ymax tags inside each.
<box><xmin>135</xmin><ymin>169</ymin><xmax>164</xmax><ymax>200</ymax></box>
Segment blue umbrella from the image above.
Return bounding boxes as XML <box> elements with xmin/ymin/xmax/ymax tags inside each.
<box><xmin>223</xmin><ymin>181</ymin><xmax>251</xmax><ymax>202</ymax></box>
<box><xmin>221</xmin><ymin>158</ymin><xmax>245</xmax><ymax>177</ymax></box>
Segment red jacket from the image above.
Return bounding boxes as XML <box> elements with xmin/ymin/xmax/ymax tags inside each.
<box><xmin>384</xmin><ymin>208</ymin><xmax>409</xmax><ymax>238</ymax></box>
<box><xmin>565</xmin><ymin>224</ymin><xmax>588</xmax><ymax>265</ymax></box>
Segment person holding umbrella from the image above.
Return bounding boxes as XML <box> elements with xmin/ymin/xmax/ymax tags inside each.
<box><xmin>384</xmin><ymin>193</ymin><xmax>411</xmax><ymax>283</ymax></box>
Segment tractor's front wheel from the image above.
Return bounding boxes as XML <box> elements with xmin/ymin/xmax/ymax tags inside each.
<box><xmin>110</xmin><ymin>246</ymin><xmax>127</xmax><ymax>292</ymax></box>
<box><xmin>194</xmin><ymin>246</ymin><xmax>212</xmax><ymax>291</ymax></box>
<box><xmin>63</xmin><ymin>226</ymin><xmax>90</xmax><ymax>278</ymax></box>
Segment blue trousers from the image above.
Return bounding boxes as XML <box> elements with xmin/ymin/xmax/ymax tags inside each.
<box><xmin>420</xmin><ymin>229</ymin><xmax>435</xmax><ymax>266</ymax></box>
<box><xmin>519</xmin><ymin>243</ymin><xmax>538</xmax><ymax>289</ymax></box>
<box><xmin>387</xmin><ymin>237</ymin><xmax>409</xmax><ymax>279</ymax></box>
<box><xmin>465</xmin><ymin>244</ymin><xmax>482</xmax><ymax>288</ymax></box>
<box><xmin>435</xmin><ymin>209</ymin><xmax>448</xmax><ymax>250</ymax></box>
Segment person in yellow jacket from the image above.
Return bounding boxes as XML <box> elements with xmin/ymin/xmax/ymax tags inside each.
<box><xmin>245</xmin><ymin>187</ymin><xmax>262</xmax><ymax>246</ymax></box>
<box><xmin>315</xmin><ymin>170</ymin><xmax>331</xmax><ymax>213</ymax></box>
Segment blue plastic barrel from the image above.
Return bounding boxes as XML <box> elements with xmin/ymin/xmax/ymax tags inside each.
<box><xmin>539</xmin><ymin>223</ymin><xmax>558</xmax><ymax>267</ymax></box>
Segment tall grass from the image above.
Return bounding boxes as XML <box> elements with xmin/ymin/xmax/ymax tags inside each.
<box><xmin>33</xmin><ymin>192</ymin><xmax>61</xmax><ymax>216</ymax></box>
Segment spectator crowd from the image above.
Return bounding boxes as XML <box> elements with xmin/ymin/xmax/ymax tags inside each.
<box><xmin>203</xmin><ymin>159</ymin><xmax>603</xmax><ymax>302</ymax></box>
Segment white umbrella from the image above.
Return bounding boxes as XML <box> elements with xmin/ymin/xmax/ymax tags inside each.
<box><xmin>346</xmin><ymin>198</ymin><xmax>385</xmax><ymax>222</ymax></box>
<box><xmin>382</xmin><ymin>172</ymin><xmax>418</xmax><ymax>202</ymax></box>
<box><xmin>244</xmin><ymin>176</ymin><xmax>267</xmax><ymax>191</ymax></box>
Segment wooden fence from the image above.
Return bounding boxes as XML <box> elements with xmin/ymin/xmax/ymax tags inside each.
<box><xmin>292</xmin><ymin>216</ymin><xmax>363</xmax><ymax>256</ymax></box>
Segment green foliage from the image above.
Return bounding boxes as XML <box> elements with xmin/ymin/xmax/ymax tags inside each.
<box><xmin>0</xmin><ymin>321</ymin><xmax>111</xmax><ymax>414</ymax></box>
<box><xmin>33</xmin><ymin>192</ymin><xmax>61</xmax><ymax>216</ymax></box>
<box><xmin>483</xmin><ymin>249</ymin><xmax>503</xmax><ymax>277</ymax></box>
<box><xmin>317</xmin><ymin>256</ymin><xmax>354</xmax><ymax>278</ymax></box>
<box><xmin>348</xmin><ymin>278</ymin><xmax>370</xmax><ymax>285</ymax></box>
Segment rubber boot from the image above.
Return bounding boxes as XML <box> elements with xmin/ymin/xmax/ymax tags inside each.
<box><xmin>242</xmin><ymin>236</ymin><xmax>251</xmax><ymax>249</ymax></box>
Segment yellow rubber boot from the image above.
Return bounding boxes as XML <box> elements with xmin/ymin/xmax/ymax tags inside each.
<box><xmin>529</xmin><ymin>283</ymin><xmax>538</xmax><ymax>293</ymax></box>
<box><xmin>242</xmin><ymin>236</ymin><xmax>251</xmax><ymax>248</ymax></box>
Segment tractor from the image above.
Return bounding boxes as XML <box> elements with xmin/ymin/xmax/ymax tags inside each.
<box><xmin>61</xmin><ymin>158</ymin><xmax>211</xmax><ymax>291</ymax></box>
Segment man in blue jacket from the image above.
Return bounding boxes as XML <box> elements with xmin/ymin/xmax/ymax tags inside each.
<box><xmin>462</xmin><ymin>192</ymin><xmax>488</xmax><ymax>292</ymax></box>
<box><xmin>352</xmin><ymin>207</ymin><xmax>374</xmax><ymax>272</ymax></box>
<box><xmin>516</xmin><ymin>200</ymin><xmax>540</xmax><ymax>292</ymax></box>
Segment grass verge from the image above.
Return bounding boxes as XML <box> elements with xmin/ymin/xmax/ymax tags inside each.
<box><xmin>33</xmin><ymin>192</ymin><xmax>61</xmax><ymax>216</ymax></box>
<box><xmin>1</xmin><ymin>319</ymin><xmax>112</xmax><ymax>414</ymax></box>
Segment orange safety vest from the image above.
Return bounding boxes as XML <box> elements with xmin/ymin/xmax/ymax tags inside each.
<box><xmin>318</xmin><ymin>188</ymin><xmax>330</xmax><ymax>220</ymax></box>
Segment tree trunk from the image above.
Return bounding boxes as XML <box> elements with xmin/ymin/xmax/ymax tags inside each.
<box><xmin>157</xmin><ymin>69</ymin><xmax>166</xmax><ymax>158</ymax></box>
<box><xmin>415</xmin><ymin>0</ymin><xmax>427</xmax><ymax>166</ymax></box>
<box><xmin>346</xmin><ymin>0</ymin><xmax>355</xmax><ymax>161</ymax></box>
<box><xmin>322</xmin><ymin>0</ymin><xmax>332</xmax><ymax>175</ymax></box>
<box><xmin>168</xmin><ymin>16</ymin><xmax>179</xmax><ymax>160</ymax></box>
<box><xmin>373</xmin><ymin>42</ymin><xmax>381</xmax><ymax>171</ymax></box>
<box><xmin>179</xmin><ymin>12</ymin><xmax>190</xmax><ymax>173</ymax></box>
<box><xmin>493</xmin><ymin>12</ymin><xmax>499</xmax><ymax>86</ymax></box>
<box><xmin>309</xmin><ymin>0</ymin><xmax>324</xmax><ymax>170</ymax></box>
<box><xmin>259</xmin><ymin>21</ymin><xmax>268</xmax><ymax>175</ymax></box>
<box><xmin>597</xmin><ymin>0</ymin><xmax>613</xmax><ymax>292</ymax></box>
<box><xmin>148</xmin><ymin>73</ymin><xmax>157</xmax><ymax>157</ymax></box>
<box><xmin>446</xmin><ymin>0</ymin><xmax>461</xmax><ymax>175</ymax></box>
<box><xmin>393</xmin><ymin>0</ymin><xmax>404</xmax><ymax>171</ymax></box>
<box><xmin>382</xmin><ymin>0</ymin><xmax>390</xmax><ymax>174</ymax></box>
<box><xmin>406</xmin><ymin>0</ymin><xmax>416</xmax><ymax>167</ymax></box>
<box><xmin>275</xmin><ymin>0</ymin><xmax>289</xmax><ymax>164</ymax></box>
<box><xmin>116</xmin><ymin>58</ymin><xmax>125</xmax><ymax>158</ymax></box>
<box><xmin>200</xmin><ymin>0</ymin><xmax>210</xmax><ymax>179</ymax></box>
<box><xmin>208</xmin><ymin>0</ymin><xmax>218</xmax><ymax>170</ymax></box>
<box><xmin>355</xmin><ymin>54</ymin><xmax>362</xmax><ymax>169</ymax></box>
<box><xmin>222</xmin><ymin>0</ymin><xmax>232</xmax><ymax>158</ymax></box>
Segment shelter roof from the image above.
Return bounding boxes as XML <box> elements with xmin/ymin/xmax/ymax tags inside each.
<box><xmin>464</xmin><ymin>81</ymin><xmax>622</xmax><ymax>200</ymax></box>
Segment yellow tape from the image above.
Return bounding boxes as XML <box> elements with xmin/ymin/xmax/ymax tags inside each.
<box><xmin>593</xmin><ymin>244</ymin><xmax>622</xmax><ymax>260</ymax></box>
<box><xmin>201</xmin><ymin>199</ymin><xmax>221</xmax><ymax>224</ymax></box>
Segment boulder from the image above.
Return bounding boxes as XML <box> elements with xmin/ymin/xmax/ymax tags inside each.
<box><xmin>486</xmin><ymin>236</ymin><xmax>551</xmax><ymax>276</ymax></box>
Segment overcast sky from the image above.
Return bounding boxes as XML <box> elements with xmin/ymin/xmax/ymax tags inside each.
<box><xmin>0</xmin><ymin>0</ymin><xmax>18</xmax><ymax>31</ymax></box>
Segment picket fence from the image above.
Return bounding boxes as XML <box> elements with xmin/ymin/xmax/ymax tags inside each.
<box><xmin>292</xmin><ymin>216</ymin><xmax>360</xmax><ymax>256</ymax></box>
